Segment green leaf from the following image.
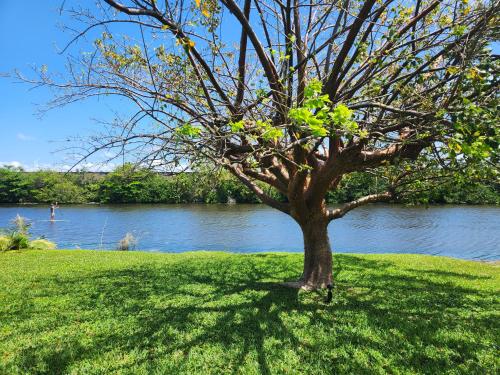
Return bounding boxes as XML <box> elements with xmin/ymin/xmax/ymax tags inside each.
<box><xmin>176</xmin><ymin>123</ymin><xmax>201</xmax><ymax>137</ymax></box>
<box><xmin>263</xmin><ymin>127</ymin><xmax>282</xmax><ymax>142</ymax></box>
<box><xmin>330</xmin><ymin>104</ymin><xmax>353</xmax><ymax>126</ymax></box>
<box><xmin>309</xmin><ymin>123</ymin><xmax>328</xmax><ymax>137</ymax></box>
<box><xmin>304</xmin><ymin>79</ymin><xmax>323</xmax><ymax>98</ymax></box>
<box><xmin>229</xmin><ymin>120</ymin><xmax>244</xmax><ymax>132</ymax></box>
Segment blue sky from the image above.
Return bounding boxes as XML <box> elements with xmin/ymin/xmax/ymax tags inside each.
<box><xmin>1</xmin><ymin>2</ymin><xmax>497</xmax><ymax>171</ymax></box>
<box><xmin>0</xmin><ymin>1</ymin><xmax>239</xmax><ymax>171</ymax></box>
<box><xmin>0</xmin><ymin>1</ymin><xmax>118</xmax><ymax>171</ymax></box>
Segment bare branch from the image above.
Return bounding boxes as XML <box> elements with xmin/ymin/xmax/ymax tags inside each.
<box><xmin>328</xmin><ymin>191</ymin><xmax>393</xmax><ymax>220</ymax></box>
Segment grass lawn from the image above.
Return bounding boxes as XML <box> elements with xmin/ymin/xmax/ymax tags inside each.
<box><xmin>0</xmin><ymin>250</ymin><xmax>498</xmax><ymax>374</ymax></box>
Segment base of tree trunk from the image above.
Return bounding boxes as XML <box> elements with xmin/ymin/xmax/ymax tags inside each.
<box><xmin>280</xmin><ymin>280</ymin><xmax>318</xmax><ymax>290</ymax></box>
<box><xmin>281</xmin><ymin>280</ymin><xmax>331</xmax><ymax>290</ymax></box>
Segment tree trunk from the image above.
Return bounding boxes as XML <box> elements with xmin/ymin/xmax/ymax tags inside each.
<box><xmin>299</xmin><ymin>218</ymin><xmax>333</xmax><ymax>290</ymax></box>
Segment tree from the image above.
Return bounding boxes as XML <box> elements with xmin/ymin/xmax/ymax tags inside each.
<box><xmin>0</xmin><ymin>167</ymin><xmax>31</xmax><ymax>203</ymax></box>
<box><xmin>22</xmin><ymin>0</ymin><xmax>498</xmax><ymax>289</ymax></box>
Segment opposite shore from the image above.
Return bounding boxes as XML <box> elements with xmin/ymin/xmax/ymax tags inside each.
<box><xmin>2</xmin><ymin>165</ymin><xmax>498</xmax><ymax>205</ymax></box>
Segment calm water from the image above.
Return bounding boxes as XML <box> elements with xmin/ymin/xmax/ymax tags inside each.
<box><xmin>0</xmin><ymin>204</ymin><xmax>498</xmax><ymax>260</ymax></box>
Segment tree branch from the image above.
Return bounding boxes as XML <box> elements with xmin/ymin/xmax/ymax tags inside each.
<box><xmin>229</xmin><ymin>165</ymin><xmax>290</xmax><ymax>214</ymax></box>
<box><xmin>328</xmin><ymin>191</ymin><xmax>393</xmax><ymax>220</ymax></box>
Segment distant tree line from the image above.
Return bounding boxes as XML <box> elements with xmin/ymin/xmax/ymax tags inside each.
<box><xmin>0</xmin><ymin>164</ymin><xmax>498</xmax><ymax>205</ymax></box>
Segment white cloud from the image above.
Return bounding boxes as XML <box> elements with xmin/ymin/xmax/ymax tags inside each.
<box><xmin>0</xmin><ymin>161</ymin><xmax>24</xmax><ymax>169</ymax></box>
<box><xmin>16</xmin><ymin>133</ymin><xmax>35</xmax><ymax>141</ymax></box>
<box><xmin>0</xmin><ymin>161</ymin><xmax>116</xmax><ymax>172</ymax></box>
<box><xmin>104</xmin><ymin>151</ymin><xmax>116</xmax><ymax>158</ymax></box>
<box><xmin>71</xmin><ymin>162</ymin><xmax>117</xmax><ymax>172</ymax></box>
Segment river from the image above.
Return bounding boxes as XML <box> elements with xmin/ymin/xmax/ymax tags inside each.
<box><xmin>0</xmin><ymin>204</ymin><xmax>498</xmax><ymax>260</ymax></box>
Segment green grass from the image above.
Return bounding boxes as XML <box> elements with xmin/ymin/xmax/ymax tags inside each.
<box><xmin>0</xmin><ymin>250</ymin><xmax>498</xmax><ymax>374</ymax></box>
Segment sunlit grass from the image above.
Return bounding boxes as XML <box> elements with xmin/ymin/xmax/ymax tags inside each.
<box><xmin>0</xmin><ymin>250</ymin><xmax>498</xmax><ymax>374</ymax></box>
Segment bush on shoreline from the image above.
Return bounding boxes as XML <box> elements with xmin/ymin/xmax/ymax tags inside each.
<box><xmin>0</xmin><ymin>165</ymin><xmax>498</xmax><ymax>205</ymax></box>
<box><xmin>0</xmin><ymin>215</ymin><xmax>56</xmax><ymax>251</ymax></box>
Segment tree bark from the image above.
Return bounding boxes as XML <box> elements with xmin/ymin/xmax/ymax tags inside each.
<box><xmin>298</xmin><ymin>218</ymin><xmax>333</xmax><ymax>290</ymax></box>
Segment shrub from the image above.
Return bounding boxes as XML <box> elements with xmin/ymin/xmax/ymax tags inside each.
<box><xmin>8</xmin><ymin>232</ymin><xmax>30</xmax><ymax>250</ymax></box>
<box><xmin>0</xmin><ymin>215</ymin><xmax>57</xmax><ymax>251</ymax></box>
<box><xmin>12</xmin><ymin>214</ymin><xmax>30</xmax><ymax>234</ymax></box>
<box><xmin>0</xmin><ymin>167</ymin><xmax>32</xmax><ymax>203</ymax></box>
<box><xmin>29</xmin><ymin>239</ymin><xmax>57</xmax><ymax>250</ymax></box>
<box><xmin>35</xmin><ymin>180</ymin><xmax>87</xmax><ymax>203</ymax></box>
<box><xmin>0</xmin><ymin>236</ymin><xmax>10</xmax><ymax>251</ymax></box>
<box><xmin>5</xmin><ymin>215</ymin><xmax>31</xmax><ymax>250</ymax></box>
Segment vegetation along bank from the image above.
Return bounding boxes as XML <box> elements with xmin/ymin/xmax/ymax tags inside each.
<box><xmin>1</xmin><ymin>164</ymin><xmax>498</xmax><ymax>205</ymax></box>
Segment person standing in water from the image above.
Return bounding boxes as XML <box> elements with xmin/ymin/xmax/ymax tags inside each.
<box><xmin>50</xmin><ymin>202</ymin><xmax>59</xmax><ymax>221</ymax></box>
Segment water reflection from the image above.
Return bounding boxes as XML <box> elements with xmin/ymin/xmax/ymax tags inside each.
<box><xmin>0</xmin><ymin>204</ymin><xmax>498</xmax><ymax>260</ymax></box>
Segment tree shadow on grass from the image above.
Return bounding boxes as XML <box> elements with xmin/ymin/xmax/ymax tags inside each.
<box><xmin>4</xmin><ymin>253</ymin><xmax>499</xmax><ymax>374</ymax></box>
<box><xmin>412</xmin><ymin>268</ymin><xmax>493</xmax><ymax>280</ymax></box>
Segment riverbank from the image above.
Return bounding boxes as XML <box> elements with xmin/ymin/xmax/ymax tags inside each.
<box><xmin>1</xmin><ymin>250</ymin><xmax>498</xmax><ymax>374</ymax></box>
